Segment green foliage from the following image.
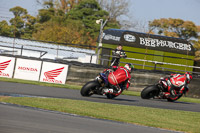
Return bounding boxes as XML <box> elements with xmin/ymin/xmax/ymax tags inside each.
<box><xmin>0</xmin><ymin>0</ymin><xmax>120</xmax><ymax>47</ymax></box>
<box><xmin>0</xmin><ymin>20</ymin><xmax>12</xmax><ymax>36</ymax></box>
<box><xmin>9</xmin><ymin>6</ymin><xmax>28</xmax><ymax>17</ymax></box>
<box><xmin>32</xmin><ymin>19</ymin><xmax>87</xmax><ymax>45</ymax></box>
<box><xmin>67</xmin><ymin>0</ymin><xmax>109</xmax><ymax>38</ymax></box>
<box><xmin>149</xmin><ymin>18</ymin><xmax>200</xmax><ymax>61</ymax></box>
<box><xmin>37</xmin><ymin>1</ymin><xmax>57</xmax><ymax>23</ymax></box>
<box><xmin>149</xmin><ymin>18</ymin><xmax>198</xmax><ymax>40</ymax></box>
<box><xmin>2</xmin><ymin>6</ymin><xmax>37</xmax><ymax>38</ymax></box>
<box><xmin>33</xmin><ymin>0</ymin><xmax>120</xmax><ymax>46</ymax></box>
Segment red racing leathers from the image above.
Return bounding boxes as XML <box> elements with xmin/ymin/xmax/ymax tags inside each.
<box><xmin>105</xmin><ymin>66</ymin><xmax>131</xmax><ymax>96</ymax></box>
<box><xmin>160</xmin><ymin>74</ymin><xmax>189</xmax><ymax>101</ymax></box>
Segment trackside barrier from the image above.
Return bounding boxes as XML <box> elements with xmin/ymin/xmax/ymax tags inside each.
<box><xmin>0</xmin><ymin>56</ymin><xmax>15</xmax><ymax>78</ymax></box>
<box><xmin>0</xmin><ymin>36</ymin><xmax>96</xmax><ymax>62</ymax></box>
<box><xmin>0</xmin><ymin>55</ymin><xmax>69</xmax><ymax>84</ymax></box>
<box><xmin>100</xmin><ymin>54</ymin><xmax>200</xmax><ymax>75</ymax></box>
<box><xmin>0</xmin><ymin>44</ymin><xmax>47</xmax><ymax>58</ymax></box>
<box><xmin>126</xmin><ymin>57</ymin><xmax>200</xmax><ymax>69</ymax></box>
<box><xmin>0</xmin><ymin>55</ymin><xmax>200</xmax><ymax>98</ymax></box>
<box><xmin>40</xmin><ymin>62</ymin><xmax>69</xmax><ymax>84</ymax></box>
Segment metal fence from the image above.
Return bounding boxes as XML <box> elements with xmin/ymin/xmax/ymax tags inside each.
<box><xmin>0</xmin><ymin>36</ymin><xmax>96</xmax><ymax>63</ymax></box>
<box><xmin>98</xmin><ymin>47</ymin><xmax>200</xmax><ymax>75</ymax></box>
<box><xmin>1</xmin><ymin>36</ymin><xmax>200</xmax><ymax>75</ymax></box>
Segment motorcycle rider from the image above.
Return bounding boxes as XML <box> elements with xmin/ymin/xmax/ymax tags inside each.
<box><xmin>103</xmin><ymin>63</ymin><xmax>134</xmax><ymax>96</ymax></box>
<box><xmin>159</xmin><ymin>72</ymin><xmax>192</xmax><ymax>101</ymax></box>
<box><xmin>110</xmin><ymin>44</ymin><xmax>127</xmax><ymax>66</ymax></box>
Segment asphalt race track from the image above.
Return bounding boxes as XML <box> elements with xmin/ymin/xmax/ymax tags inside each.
<box><xmin>0</xmin><ymin>81</ymin><xmax>200</xmax><ymax>112</ymax></box>
<box><xmin>0</xmin><ymin>104</ymin><xmax>180</xmax><ymax>133</ymax></box>
<box><xmin>0</xmin><ymin>81</ymin><xmax>199</xmax><ymax>133</ymax></box>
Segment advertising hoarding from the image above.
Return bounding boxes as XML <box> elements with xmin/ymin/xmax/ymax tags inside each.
<box><xmin>40</xmin><ymin>62</ymin><xmax>69</xmax><ymax>84</ymax></box>
<box><xmin>101</xmin><ymin>29</ymin><xmax>194</xmax><ymax>55</ymax></box>
<box><xmin>0</xmin><ymin>56</ymin><xmax>15</xmax><ymax>78</ymax></box>
<box><xmin>14</xmin><ymin>58</ymin><xmax>42</xmax><ymax>81</ymax></box>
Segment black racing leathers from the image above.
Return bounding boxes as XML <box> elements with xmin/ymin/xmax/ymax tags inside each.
<box><xmin>110</xmin><ymin>49</ymin><xmax>127</xmax><ymax>66</ymax></box>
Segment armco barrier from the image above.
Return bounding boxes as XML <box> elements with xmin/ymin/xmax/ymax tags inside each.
<box><xmin>0</xmin><ymin>54</ymin><xmax>199</xmax><ymax>98</ymax></box>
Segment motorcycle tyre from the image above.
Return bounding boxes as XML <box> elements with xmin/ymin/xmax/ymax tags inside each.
<box><xmin>141</xmin><ymin>85</ymin><xmax>159</xmax><ymax>99</ymax></box>
<box><xmin>80</xmin><ymin>81</ymin><xmax>99</xmax><ymax>97</ymax></box>
<box><xmin>167</xmin><ymin>94</ymin><xmax>182</xmax><ymax>102</ymax></box>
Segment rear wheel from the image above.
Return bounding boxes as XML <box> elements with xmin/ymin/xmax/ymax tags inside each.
<box><xmin>141</xmin><ymin>85</ymin><xmax>160</xmax><ymax>99</ymax></box>
<box><xmin>80</xmin><ymin>81</ymin><xmax>99</xmax><ymax>97</ymax></box>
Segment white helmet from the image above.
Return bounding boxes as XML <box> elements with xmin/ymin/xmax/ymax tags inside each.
<box><xmin>124</xmin><ymin>63</ymin><xmax>134</xmax><ymax>72</ymax></box>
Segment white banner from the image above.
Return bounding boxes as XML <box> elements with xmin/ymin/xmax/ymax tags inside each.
<box><xmin>14</xmin><ymin>58</ymin><xmax>42</xmax><ymax>81</ymax></box>
<box><xmin>0</xmin><ymin>56</ymin><xmax>15</xmax><ymax>78</ymax></box>
<box><xmin>40</xmin><ymin>62</ymin><xmax>68</xmax><ymax>84</ymax></box>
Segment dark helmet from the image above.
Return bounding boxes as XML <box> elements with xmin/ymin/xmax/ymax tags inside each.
<box><xmin>184</xmin><ymin>72</ymin><xmax>192</xmax><ymax>83</ymax></box>
<box><xmin>124</xmin><ymin>63</ymin><xmax>134</xmax><ymax>72</ymax></box>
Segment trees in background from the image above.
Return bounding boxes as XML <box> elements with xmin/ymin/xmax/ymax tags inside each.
<box><xmin>32</xmin><ymin>0</ymin><xmax>118</xmax><ymax>47</ymax></box>
<box><xmin>32</xmin><ymin>20</ymin><xmax>86</xmax><ymax>44</ymax></box>
<box><xmin>97</xmin><ymin>0</ymin><xmax>137</xmax><ymax>30</ymax></box>
<box><xmin>0</xmin><ymin>20</ymin><xmax>12</xmax><ymax>37</ymax></box>
<box><xmin>0</xmin><ymin>0</ymin><xmax>200</xmax><ymax>55</ymax></box>
<box><xmin>0</xmin><ymin>6</ymin><xmax>36</xmax><ymax>38</ymax></box>
<box><xmin>149</xmin><ymin>18</ymin><xmax>200</xmax><ymax>60</ymax></box>
<box><xmin>97</xmin><ymin>0</ymin><xmax>129</xmax><ymax>21</ymax></box>
<box><xmin>149</xmin><ymin>18</ymin><xmax>198</xmax><ymax>40</ymax></box>
<box><xmin>0</xmin><ymin>0</ymin><xmax>129</xmax><ymax>47</ymax></box>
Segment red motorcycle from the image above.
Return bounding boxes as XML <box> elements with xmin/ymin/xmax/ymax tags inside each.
<box><xmin>141</xmin><ymin>83</ymin><xmax>186</xmax><ymax>102</ymax></box>
<box><xmin>80</xmin><ymin>73</ymin><xmax>126</xmax><ymax>99</ymax></box>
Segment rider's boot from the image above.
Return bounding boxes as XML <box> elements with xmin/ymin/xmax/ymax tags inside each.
<box><xmin>163</xmin><ymin>92</ymin><xmax>170</xmax><ymax>99</ymax></box>
<box><xmin>102</xmin><ymin>88</ymin><xmax>114</xmax><ymax>95</ymax></box>
<box><xmin>156</xmin><ymin>92</ymin><xmax>169</xmax><ymax>99</ymax></box>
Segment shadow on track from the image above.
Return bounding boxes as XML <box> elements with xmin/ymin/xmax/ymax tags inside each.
<box><xmin>89</xmin><ymin>95</ymin><xmax>139</xmax><ymax>103</ymax></box>
<box><xmin>144</xmin><ymin>98</ymin><xmax>195</xmax><ymax>105</ymax></box>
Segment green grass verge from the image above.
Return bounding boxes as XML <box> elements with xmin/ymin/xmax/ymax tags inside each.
<box><xmin>0</xmin><ymin>96</ymin><xmax>200</xmax><ymax>133</ymax></box>
<box><xmin>1</xmin><ymin>77</ymin><xmax>200</xmax><ymax>104</ymax></box>
<box><xmin>0</xmin><ymin>77</ymin><xmax>81</xmax><ymax>90</ymax></box>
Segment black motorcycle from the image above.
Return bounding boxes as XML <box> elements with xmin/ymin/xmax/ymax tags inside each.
<box><xmin>80</xmin><ymin>73</ymin><xmax>124</xmax><ymax>99</ymax></box>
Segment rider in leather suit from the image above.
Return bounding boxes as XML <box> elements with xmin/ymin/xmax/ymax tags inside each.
<box><xmin>159</xmin><ymin>72</ymin><xmax>192</xmax><ymax>101</ymax></box>
<box><xmin>103</xmin><ymin>63</ymin><xmax>134</xmax><ymax>96</ymax></box>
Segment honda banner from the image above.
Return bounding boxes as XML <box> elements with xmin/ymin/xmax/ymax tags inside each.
<box><xmin>0</xmin><ymin>56</ymin><xmax>15</xmax><ymax>78</ymax></box>
<box><xmin>40</xmin><ymin>62</ymin><xmax>69</xmax><ymax>84</ymax></box>
<box><xmin>14</xmin><ymin>58</ymin><xmax>42</xmax><ymax>81</ymax></box>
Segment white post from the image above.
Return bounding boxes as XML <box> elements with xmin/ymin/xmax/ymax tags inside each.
<box><xmin>96</xmin><ymin>19</ymin><xmax>108</xmax><ymax>64</ymax></box>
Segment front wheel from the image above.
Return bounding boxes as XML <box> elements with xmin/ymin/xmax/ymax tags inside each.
<box><xmin>141</xmin><ymin>85</ymin><xmax>160</xmax><ymax>99</ymax></box>
<box><xmin>167</xmin><ymin>94</ymin><xmax>182</xmax><ymax>102</ymax></box>
<box><xmin>80</xmin><ymin>81</ymin><xmax>99</xmax><ymax>97</ymax></box>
